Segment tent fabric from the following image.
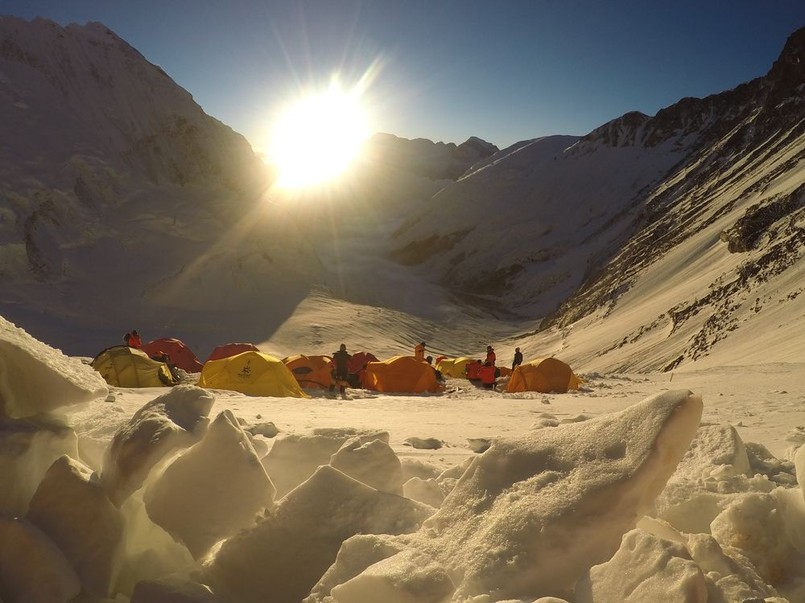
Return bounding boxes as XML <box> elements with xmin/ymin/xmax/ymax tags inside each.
<box><xmin>505</xmin><ymin>357</ymin><xmax>581</xmax><ymax>394</ymax></box>
<box><xmin>91</xmin><ymin>345</ymin><xmax>178</xmax><ymax>388</ymax></box>
<box><xmin>205</xmin><ymin>343</ymin><xmax>260</xmax><ymax>363</ymax></box>
<box><xmin>436</xmin><ymin>357</ymin><xmax>474</xmax><ymax>379</ymax></box>
<box><xmin>282</xmin><ymin>354</ymin><xmax>334</xmax><ymax>390</ymax></box>
<box><xmin>347</xmin><ymin>351</ymin><xmax>378</xmax><ymax>374</ymax></box>
<box><xmin>198</xmin><ymin>351</ymin><xmax>308</xmax><ymax>398</ymax></box>
<box><xmin>141</xmin><ymin>338</ymin><xmax>203</xmax><ymax>373</ymax></box>
<box><xmin>362</xmin><ymin>356</ymin><xmax>441</xmax><ymax>394</ymax></box>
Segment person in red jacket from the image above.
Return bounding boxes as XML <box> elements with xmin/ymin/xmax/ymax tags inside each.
<box><xmin>129</xmin><ymin>330</ymin><xmax>142</xmax><ymax>349</ymax></box>
<box><xmin>485</xmin><ymin>345</ymin><xmax>496</xmax><ymax>366</ymax></box>
<box><xmin>479</xmin><ymin>361</ymin><xmax>497</xmax><ymax>390</ymax></box>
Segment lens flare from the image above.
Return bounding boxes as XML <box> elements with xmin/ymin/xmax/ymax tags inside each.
<box><xmin>269</xmin><ymin>80</ymin><xmax>371</xmax><ymax>189</ymax></box>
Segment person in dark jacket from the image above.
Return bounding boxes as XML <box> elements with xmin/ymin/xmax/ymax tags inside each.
<box><xmin>512</xmin><ymin>347</ymin><xmax>523</xmax><ymax>370</ymax></box>
<box><xmin>331</xmin><ymin>344</ymin><xmax>352</xmax><ymax>395</ymax></box>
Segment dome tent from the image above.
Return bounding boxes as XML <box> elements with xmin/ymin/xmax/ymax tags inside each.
<box><xmin>282</xmin><ymin>354</ymin><xmax>334</xmax><ymax>390</ymax></box>
<box><xmin>505</xmin><ymin>357</ymin><xmax>581</xmax><ymax>394</ymax></box>
<box><xmin>436</xmin><ymin>356</ymin><xmax>474</xmax><ymax>378</ymax></box>
<box><xmin>347</xmin><ymin>351</ymin><xmax>378</xmax><ymax>374</ymax></box>
<box><xmin>362</xmin><ymin>356</ymin><xmax>441</xmax><ymax>394</ymax></box>
<box><xmin>141</xmin><ymin>337</ymin><xmax>203</xmax><ymax>373</ymax></box>
<box><xmin>91</xmin><ymin>345</ymin><xmax>178</xmax><ymax>388</ymax></box>
<box><xmin>199</xmin><ymin>351</ymin><xmax>307</xmax><ymax>398</ymax></box>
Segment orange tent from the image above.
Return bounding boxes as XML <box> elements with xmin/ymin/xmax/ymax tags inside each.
<box><xmin>206</xmin><ymin>343</ymin><xmax>259</xmax><ymax>363</ymax></box>
<box><xmin>348</xmin><ymin>351</ymin><xmax>378</xmax><ymax>374</ymax></box>
<box><xmin>283</xmin><ymin>354</ymin><xmax>334</xmax><ymax>390</ymax></box>
<box><xmin>362</xmin><ymin>356</ymin><xmax>441</xmax><ymax>394</ymax></box>
<box><xmin>505</xmin><ymin>358</ymin><xmax>581</xmax><ymax>394</ymax></box>
<box><xmin>142</xmin><ymin>338</ymin><xmax>203</xmax><ymax>373</ymax></box>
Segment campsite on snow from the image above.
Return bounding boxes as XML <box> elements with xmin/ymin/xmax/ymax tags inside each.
<box><xmin>0</xmin><ymin>13</ymin><xmax>804</xmax><ymax>603</ymax></box>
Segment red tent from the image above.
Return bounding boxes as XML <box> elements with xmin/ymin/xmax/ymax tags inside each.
<box><xmin>141</xmin><ymin>338</ymin><xmax>203</xmax><ymax>373</ymax></box>
<box><xmin>206</xmin><ymin>343</ymin><xmax>260</xmax><ymax>363</ymax></box>
<box><xmin>348</xmin><ymin>351</ymin><xmax>378</xmax><ymax>374</ymax></box>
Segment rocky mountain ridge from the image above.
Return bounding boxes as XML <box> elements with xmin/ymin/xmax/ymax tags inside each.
<box><xmin>389</xmin><ymin>26</ymin><xmax>804</xmax><ymax>371</ymax></box>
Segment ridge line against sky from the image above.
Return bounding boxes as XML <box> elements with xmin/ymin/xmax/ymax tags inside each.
<box><xmin>1</xmin><ymin>0</ymin><xmax>804</xmax><ymax>151</ymax></box>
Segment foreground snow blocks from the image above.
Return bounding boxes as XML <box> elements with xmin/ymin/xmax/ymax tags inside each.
<box><xmin>101</xmin><ymin>385</ymin><xmax>215</xmax><ymax>506</ymax></box>
<box><xmin>575</xmin><ymin>529</ymin><xmax>708</xmax><ymax>602</ymax></box>
<box><xmin>317</xmin><ymin>389</ymin><xmax>703</xmax><ymax>602</ymax></box>
<box><xmin>205</xmin><ymin>464</ymin><xmax>433</xmax><ymax>603</ymax></box>
<box><xmin>330</xmin><ymin>436</ymin><xmax>405</xmax><ymax>495</ymax></box>
<box><xmin>0</xmin><ymin>316</ymin><xmax>108</xmax><ymax>418</ymax></box>
<box><xmin>330</xmin><ymin>548</ymin><xmax>455</xmax><ymax>603</ymax></box>
<box><xmin>26</xmin><ymin>455</ymin><xmax>125</xmax><ymax>598</ymax></box>
<box><xmin>422</xmin><ymin>389</ymin><xmax>702</xmax><ymax>600</ymax></box>
<box><xmin>144</xmin><ymin>409</ymin><xmax>277</xmax><ymax>558</ymax></box>
<box><xmin>710</xmin><ymin>491</ymin><xmax>803</xmax><ymax>588</ymax></box>
<box><xmin>0</xmin><ymin>516</ymin><xmax>81</xmax><ymax>603</ymax></box>
<box><xmin>0</xmin><ymin>416</ymin><xmax>78</xmax><ymax>516</ymax></box>
<box><xmin>263</xmin><ymin>429</ymin><xmax>390</xmax><ymax>499</ymax></box>
<box><xmin>652</xmin><ymin>423</ymin><xmax>756</xmax><ymax>534</ymax></box>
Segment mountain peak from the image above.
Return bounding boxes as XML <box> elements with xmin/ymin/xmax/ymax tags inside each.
<box><xmin>768</xmin><ymin>25</ymin><xmax>805</xmax><ymax>86</ymax></box>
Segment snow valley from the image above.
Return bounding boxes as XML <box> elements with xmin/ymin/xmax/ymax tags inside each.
<box><xmin>0</xmin><ymin>14</ymin><xmax>804</xmax><ymax>603</ymax></box>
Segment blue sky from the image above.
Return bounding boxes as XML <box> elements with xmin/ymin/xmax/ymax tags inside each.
<box><xmin>2</xmin><ymin>0</ymin><xmax>804</xmax><ymax>150</ymax></box>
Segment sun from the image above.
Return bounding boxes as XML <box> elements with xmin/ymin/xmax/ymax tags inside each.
<box><xmin>269</xmin><ymin>83</ymin><xmax>371</xmax><ymax>189</ymax></box>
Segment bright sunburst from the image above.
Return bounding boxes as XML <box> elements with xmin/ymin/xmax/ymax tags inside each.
<box><xmin>269</xmin><ymin>81</ymin><xmax>371</xmax><ymax>189</ymax></box>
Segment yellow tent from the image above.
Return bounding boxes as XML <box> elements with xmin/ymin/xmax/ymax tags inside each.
<box><xmin>362</xmin><ymin>356</ymin><xmax>441</xmax><ymax>394</ymax></box>
<box><xmin>199</xmin><ymin>351</ymin><xmax>308</xmax><ymax>398</ymax></box>
<box><xmin>91</xmin><ymin>345</ymin><xmax>178</xmax><ymax>388</ymax></box>
<box><xmin>505</xmin><ymin>357</ymin><xmax>581</xmax><ymax>394</ymax></box>
<box><xmin>436</xmin><ymin>356</ymin><xmax>474</xmax><ymax>378</ymax></box>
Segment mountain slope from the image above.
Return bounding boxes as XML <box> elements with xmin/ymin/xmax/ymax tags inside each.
<box><xmin>533</xmin><ymin>26</ymin><xmax>805</xmax><ymax>371</ymax></box>
<box><xmin>0</xmin><ymin>16</ymin><xmax>802</xmax><ymax>374</ymax></box>
<box><xmin>0</xmin><ymin>16</ymin><xmax>319</xmax><ymax>355</ymax></box>
<box><xmin>388</xmin><ymin>27</ymin><xmax>804</xmax><ymax>371</ymax></box>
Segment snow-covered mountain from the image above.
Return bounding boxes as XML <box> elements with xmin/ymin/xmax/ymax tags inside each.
<box><xmin>0</xmin><ymin>15</ymin><xmax>802</xmax><ymax>374</ymax></box>
<box><xmin>0</xmin><ymin>15</ymin><xmax>499</xmax><ymax>357</ymax></box>
<box><xmin>390</xmin><ymin>26</ymin><xmax>805</xmax><ymax>371</ymax></box>
<box><xmin>0</xmin><ymin>16</ymin><xmax>321</xmax><ymax>354</ymax></box>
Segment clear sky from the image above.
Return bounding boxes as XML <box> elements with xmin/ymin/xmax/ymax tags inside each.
<box><xmin>2</xmin><ymin>0</ymin><xmax>804</xmax><ymax>150</ymax></box>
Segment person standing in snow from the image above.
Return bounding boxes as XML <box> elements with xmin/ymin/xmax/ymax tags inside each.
<box><xmin>414</xmin><ymin>341</ymin><xmax>426</xmax><ymax>362</ymax></box>
<box><xmin>129</xmin><ymin>330</ymin><xmax>142</xmax><ymax>349</ymax></box>
<box><xmin>512</xmin><ymin>347</ymin><xmax>523</xmax><ymax>371</ymax></box>
<box><xmin>331</xmin><ymin>343</ymin><xmax>352</xmax><ymax>396</ymax></box>
<box><xmin>485</xmin><ymin>345</ymin><xmax>496</xmax><ymax>366</ymax></box>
